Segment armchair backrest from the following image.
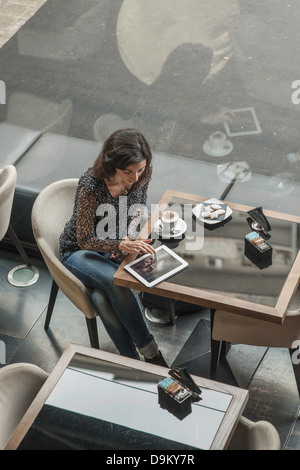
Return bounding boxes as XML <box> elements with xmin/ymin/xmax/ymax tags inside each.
<box><xmin>31</xmin><ymin>178</ymin><xmax>97</xmax><ymax>318</ymax></box>
<box><xmin>32</xmin><ymin>178</ymin><xmax>98</xmax><ymax>322</ymax></box>
<box><xmin>31</xmin><ymin>178</ymin><xmax>78</xmax><ymax>259</ymax></box>
<box><xmin>0</xmin><ymin>363</ymin><xmax>48</xmax><ymax>449</ymax></box>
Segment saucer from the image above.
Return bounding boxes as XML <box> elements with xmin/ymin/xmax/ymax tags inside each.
<box><xmin>153</xmin><ymin>218</ymin><xmax>187</xmax><ymax>239</ymax></box>
<box><xmin>203</xmin><ymin>139</ymin><xmax>233</xmax><ymax>157</ymax></box>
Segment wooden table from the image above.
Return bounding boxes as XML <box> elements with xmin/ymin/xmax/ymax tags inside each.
<box><xmin>114</xmin><ymin>190</ymin><xmax>300</xmax><ymax>324</ymax></box>
<box><xmin>4</xmin><ymin>343</ymin><xmax>248</xmax><ymax>451</ymax></box>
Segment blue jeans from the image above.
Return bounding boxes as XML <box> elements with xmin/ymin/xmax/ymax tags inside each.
<box><xmin>61</xmin><ymin>250</ymin><xmax>156</xmax><ymax>359</ymax></box>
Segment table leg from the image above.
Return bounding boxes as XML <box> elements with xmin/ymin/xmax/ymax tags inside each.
<box><xmin>210</xmin><ymin>309</ymin><xmax>239</xmax><ymax>386</ymax></box>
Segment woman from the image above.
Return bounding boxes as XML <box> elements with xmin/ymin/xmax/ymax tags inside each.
<box><xmin>59</xmin><ymin>128</ymin><xmax>168</xmax><ymax>366</ymax></box>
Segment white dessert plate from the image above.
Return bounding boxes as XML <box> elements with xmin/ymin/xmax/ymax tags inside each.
<box><xmin>192</xmin><ymin>198</ymin><xmax>233</xmax><ymax>225</ymax></box>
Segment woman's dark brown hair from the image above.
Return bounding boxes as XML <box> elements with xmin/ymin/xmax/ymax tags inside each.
<box><xmin>90</xmin><ymin>128</ymin><xmax>152</xmax><ymax>188</ymax></box>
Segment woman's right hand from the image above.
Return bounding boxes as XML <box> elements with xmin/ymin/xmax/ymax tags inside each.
<box><xmin>119</xmin><ymin>238</ymin><xmax>156</xmax><ymax>255</ymax></box>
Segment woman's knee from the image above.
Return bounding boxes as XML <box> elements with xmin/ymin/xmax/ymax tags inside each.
<box><xmin>63</xmin><ymin>250</ymin><xmax>117</xmax><ymax>287</ymax></box>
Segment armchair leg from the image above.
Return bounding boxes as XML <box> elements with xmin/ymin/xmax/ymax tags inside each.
<box><xmin>86</xmin><ymin>317</ymin><xmax>100</xmax><ymax>349</ymax></box>
<box><xmin>7</xmin><ymin>224</ymin><xmax>32</xmax><ymax>267</ymax></box>
<box><xmin>289</xmin><ymin>348</ymin><xmax>300</xmax><ymax>396</ymax></box>
<box><xmin>44</xmin><ymin>280</ymin><xmax>59</xmax><ymax>330</ymax></box>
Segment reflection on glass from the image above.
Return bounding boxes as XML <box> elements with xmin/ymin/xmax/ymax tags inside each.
<box><xmin>152</xmin><ymin>197</ymin><xmax>300</xmax><ymax>308</ymax></box>
<box><xmin>19</xmin><ymin>353</ymin><xmax>232</xmax><ymax>451</ymax></box>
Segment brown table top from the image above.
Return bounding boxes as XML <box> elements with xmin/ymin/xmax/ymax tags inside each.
<box><xmin>114</xmin><ymin>190</ymin><xmax>300</xmax><ymax>324</ymax></box>
<box><xmin>5</xmin><ymin>343</ymin><xmax>248</xmax><ymax>450</ymax></box>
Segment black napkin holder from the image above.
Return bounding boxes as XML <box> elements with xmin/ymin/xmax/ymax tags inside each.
<box><xmin>244</xmin><ymin>246</ymin><xmax>273</xmax><ymax>270</ymax></box>
<box><xmin>157</xmin><ymin>367</ymin><xmax>202</xmax><ymax>420</ymax></box>
<box><xmin>244</xmin><ymin>236</ymin><xmax>272</xmax><ymax>261</ymax></box>
<box><xmin>158</xmin><ymin>377</ymin><xmax>192</xmax><ymax>420</ymax></box>
<box><xmin>247</xmin><ymin>206</ymin><xmax>271</xmax><ymax>240</ymax></box>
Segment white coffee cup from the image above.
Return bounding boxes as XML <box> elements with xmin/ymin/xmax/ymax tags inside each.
<box><xmin>160</xmin><ymin>210</ymin><xmax>179</xmax><ymax>232</ymax></box>
<box><xmin>208</xmin><ymin>131</ymin><xmax>227</xmax><ymax>151</ymax></box>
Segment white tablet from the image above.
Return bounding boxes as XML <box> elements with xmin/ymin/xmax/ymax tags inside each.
<box><xmin>124</xmin><ymin>245</ymin><xmax>188</xmax><ymax>288</ymax></box>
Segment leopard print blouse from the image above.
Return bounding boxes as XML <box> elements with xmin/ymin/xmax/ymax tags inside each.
<box><xmin>59</xmin><ymin>167</ymin><xmax>152</xmax><ymax>255</ymax></box>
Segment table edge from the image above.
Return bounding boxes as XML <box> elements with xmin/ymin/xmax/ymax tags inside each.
<box><xmin>4</xmin><ymin>343</ymin><xmax>248</xmax><ymax>451</ymax></box>
<box><xmin>115</xmin><ymin>189</ymin><xmax>300</xmax><ymax>324</ymax></box>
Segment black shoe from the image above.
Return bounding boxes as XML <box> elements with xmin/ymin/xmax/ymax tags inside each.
<box><xmin>145</xmin><ymin>351</ymin><xmax>168</xmax><ymax>368</ymax></box>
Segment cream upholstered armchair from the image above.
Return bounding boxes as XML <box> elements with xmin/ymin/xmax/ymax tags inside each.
<box><xmin>228</xmin><ymin>416</ymin><xmax>281</xmax><ymax>450</ymax></box>
<box><xmin>0</xmin><ymin>164</ymin><xmax>37</xmax><ymax>279</ymax></box>
<box><xmin>31</xmin><ymin>179</ymin><xmax>100</xmax><ymax>348</ymax></box>
<box><xmin>211</xmin><ymin>287</ymin><xmax>300</xmax><ymax>395</ymax></box>
<box><xmin>0</xmin><ymin>363</ymin><xmax>48</xmax><ymax>449</ymax></box>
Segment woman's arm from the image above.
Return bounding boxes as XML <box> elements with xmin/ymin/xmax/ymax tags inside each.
<box><xmin>76</xmin><ymin>179</ymin><xmax>155</xmax><ymax>256</ymax></box>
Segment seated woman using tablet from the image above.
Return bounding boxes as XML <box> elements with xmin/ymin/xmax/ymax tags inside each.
<box><xmin>59</xmin><ymin>128</ymin><xmax>168</xmax><ymax>366</ymax></box>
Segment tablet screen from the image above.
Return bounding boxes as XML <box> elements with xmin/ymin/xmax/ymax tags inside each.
<box><xmin>124</xmin><ymin>245</ymin><xmax>188</xmax><ymax>288</ymax></box>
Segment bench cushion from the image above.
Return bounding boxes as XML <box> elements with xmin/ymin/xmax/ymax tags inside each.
<box><xmin>15</xmin><ymin>133</ymin><xmax>101</xmax><ymax>196</ymax></box>
<box><xmin>0</xmin><ymin>123</ymin><xmax>41</xmax><ymax>167</ymax></box>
